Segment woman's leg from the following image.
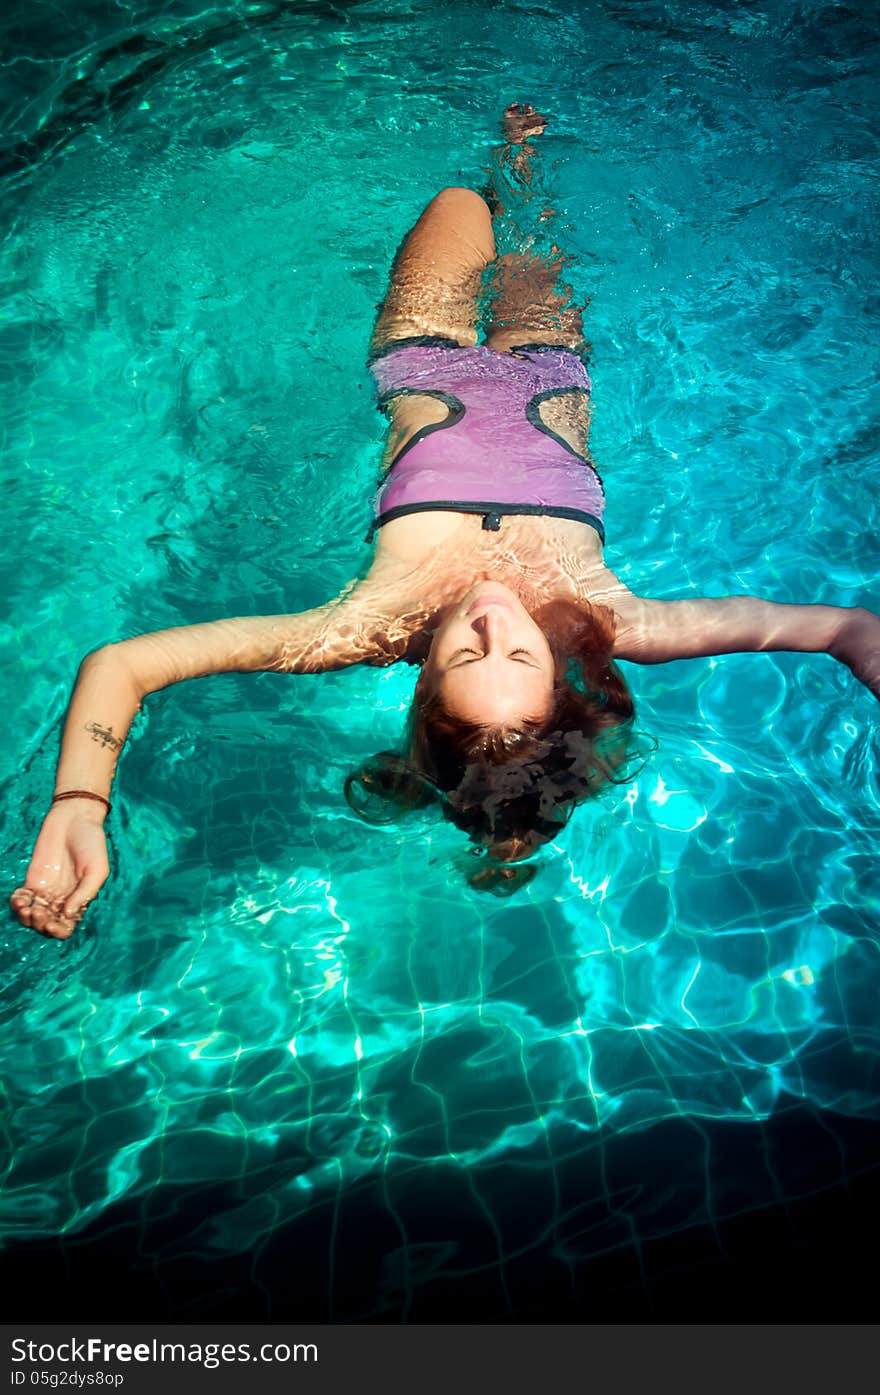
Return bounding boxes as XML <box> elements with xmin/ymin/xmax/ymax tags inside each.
<box><xmin>371</xmin><ymin>186</ymin><xmax>496</xmax><ymax>467</ymax></box>
<box><xmin>484</xmin><ymin>248</ymin><xmax>587</xmax><ymax>354</ymax></box>
<box><xmin>484</xmin><ymin>104</ymin><xmax>586</xmax><ymax>355</ymax></box>
<box><xmin>370</xmin><ymin>186</ymin><xmax>496</xmax><ymax>353</ymax></box>
<box><xmin>484</xmin><ymin>105</ymin><xmax>591</xmax><ymax>456</ymax></box>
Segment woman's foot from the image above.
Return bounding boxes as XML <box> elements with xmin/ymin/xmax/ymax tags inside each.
<box><xmin>502</xmin><ymin>102</ymin><xmax>549</xmax><ymax>145</ymax></box>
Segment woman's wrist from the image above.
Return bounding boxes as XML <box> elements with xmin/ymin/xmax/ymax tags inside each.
<box><xmin>49</xmin><ymin>791</ymin><xmax>110</xmax><ymax>822</ymax></box>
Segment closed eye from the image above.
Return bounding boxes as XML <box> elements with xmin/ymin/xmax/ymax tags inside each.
<box><xmin>447</xmin><ymin>647</ymin><xmax>483</xmax><ymax>667</ymax></box>
<box><xmin>447</xmin><ymin>647</ymin><xmax>541</xmax><ymax>669</ymax></box>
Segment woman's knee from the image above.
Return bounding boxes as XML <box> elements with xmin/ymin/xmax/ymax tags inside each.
<box><xmin>420</xmin><ymin>187</ymin><xmax>494</xmax><ymax>260</ymax></box>
<box><xmin>430</xmin><ymin>185</ymin><xmax>490</xmax><ymax>214</ymax></box>
<box><xmin>398</xmin><ymin>186</ymin><xmax>494</xmax><ymax>272</ymax></box>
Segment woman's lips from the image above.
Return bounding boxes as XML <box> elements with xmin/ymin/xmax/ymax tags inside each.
<box><xmin>466</xmin><ymin>595</ymin><xmax>512</xmax><ymax>615</ymax></box>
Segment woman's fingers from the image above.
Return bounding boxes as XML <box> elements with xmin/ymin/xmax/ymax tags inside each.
<box><xmin>10</xmin><ymin>886</ymin><xmax>74</xmax><ymax>937</ymax></box>
<box><xmin>10</xmin><ymin>876</ymin><xmax>96</xmax><ymax>939</ymax></box>
<box><xmin>62</xmin><ymin>868</ymin><xmax>107</xmax><ymax>922</ymax></box>
<box><xmin>30</xmin><ymin>897</ymin><xmax>75</xmax><ymax>938</ymax></box>
<box><xmin>41</xmin><ymin>911</ymin><xmax>77</xmax><ymax>940</ymax></box>
<box><xmin>9</xmin><ymin>886</ymin><xmax>36</xmax><ymax>927</ymax></box>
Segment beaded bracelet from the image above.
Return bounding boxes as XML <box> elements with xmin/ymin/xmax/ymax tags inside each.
<box><xmin>52</xmin><ymin>790</ymin><xmax>112</xmax><ymax>814</ymax></box>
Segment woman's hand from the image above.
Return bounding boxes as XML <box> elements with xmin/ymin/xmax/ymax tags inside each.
<box><xmin>9</xmin><ymin>802</ymin><xmax>110</xmax><ymax>939</ymax></box>
<box><xmin>831</xmin><ymin>606</ymin><xmax>880</xmax><ymax>699</ymax></box>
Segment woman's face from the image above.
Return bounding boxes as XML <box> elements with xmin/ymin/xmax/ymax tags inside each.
<box><xmin>422</xmin><ymin>581</ymin><xmax>555</xmax><ymax>725</ymax></box>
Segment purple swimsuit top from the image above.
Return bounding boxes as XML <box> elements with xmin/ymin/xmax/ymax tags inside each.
<box><xmin>368</xmin><ymin>337</ymin><xmax>605</xmax><ymax>540</ymax></box>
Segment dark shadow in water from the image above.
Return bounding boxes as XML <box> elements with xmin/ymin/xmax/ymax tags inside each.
<box><xmin>2</xmin><ymin>1108</ymin><xmax>878</xmax><ymax>1322</ymax></box>
<box><xmin>0</xmin><ymin>0</ymin><xmax>367</xmax><ymax>188</ymax></box>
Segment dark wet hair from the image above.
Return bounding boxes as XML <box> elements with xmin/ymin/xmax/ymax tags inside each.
<box><xmin>345</xmin><ymin>599</ymin><xmax>651</xmax><ymax>893</ymax></box>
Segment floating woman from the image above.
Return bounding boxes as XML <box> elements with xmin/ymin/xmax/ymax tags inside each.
<box><xmin>10</xmin><ymin>103</ymin><xmax>880</xmax><ymax>936</ymax></box>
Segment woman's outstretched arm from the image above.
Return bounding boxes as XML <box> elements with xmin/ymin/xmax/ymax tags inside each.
<box><xmin>10</xmin><ymin>591</ymin><xmax>401</xmax><ymax>940</ymax></box>
<box><xmin>612</xmin><ymin>594</ymin><xmax>880</xmax><ymax>698</ymax></box>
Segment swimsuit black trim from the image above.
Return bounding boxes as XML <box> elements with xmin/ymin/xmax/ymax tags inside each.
<box><xmin>377</xmin><ymin>386</ymin><xmax>599</xmax><ymax>477</ymax></box>
<box><xmin>368</xmin><ymin>334</ymin><xmax>463</xmax><ymax>364</ymax></box>
<box><xmin>509</xmin><ymin>341</ymin><xmax>591</xmax><ymax>365</ymax></box>
<box><xmin>377</xmin><ymin>387</ymin><xmax>464</xmax><ymax>471</ymax></box>
<box><xmin>525</xmin><ymin>386</ymin><xmax>592</xmax><ymax>466</ymax></box>
<box><xmin>366</xmin><ymin>501</ymin><xmax>605</xmax><ymax>543</ymax></box>
<box><xmin>369</xmin><ymin>337</ymin><xmax>590</xmax><ymax>364</ymax></box>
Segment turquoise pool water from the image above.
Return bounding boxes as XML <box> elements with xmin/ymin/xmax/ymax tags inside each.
<box><xmin>1</xmin><ymin>0</ymin><xmax>879</xmax><ymax>1320</ymax></box>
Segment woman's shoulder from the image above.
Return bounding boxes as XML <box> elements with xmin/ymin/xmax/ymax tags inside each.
<box><xmin>335</xmin><ymin>554</ymin><xmax>437</xmax><ymax>665</ymax></box>
<box><xmin>577</xmin><ymin>559</ymin><xmax>641</xmax><ymax>613</ymax></box>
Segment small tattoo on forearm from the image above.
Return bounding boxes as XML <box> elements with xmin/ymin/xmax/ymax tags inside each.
<box><xmin>84</xmin><ymin>720</ymin><xmax>124</xmax><ymax>752</ymax></box>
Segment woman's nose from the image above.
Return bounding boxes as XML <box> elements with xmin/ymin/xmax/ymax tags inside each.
<box><xmin>473</xmin><ymin>609</ymin><xmax>508</xmax><ymax>647</ymax></box>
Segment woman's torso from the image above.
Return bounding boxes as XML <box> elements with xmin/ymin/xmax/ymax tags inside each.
<box><xmin>369</xmin><ymin>340</ymin><xmax>605</xmax><ymax>541</ymax></box>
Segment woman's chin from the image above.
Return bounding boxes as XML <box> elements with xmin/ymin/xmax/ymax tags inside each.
<box><xmin>458</xmin><ymin>579</ymin><xmax>521</xmax><ymax>608</ymax></box>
